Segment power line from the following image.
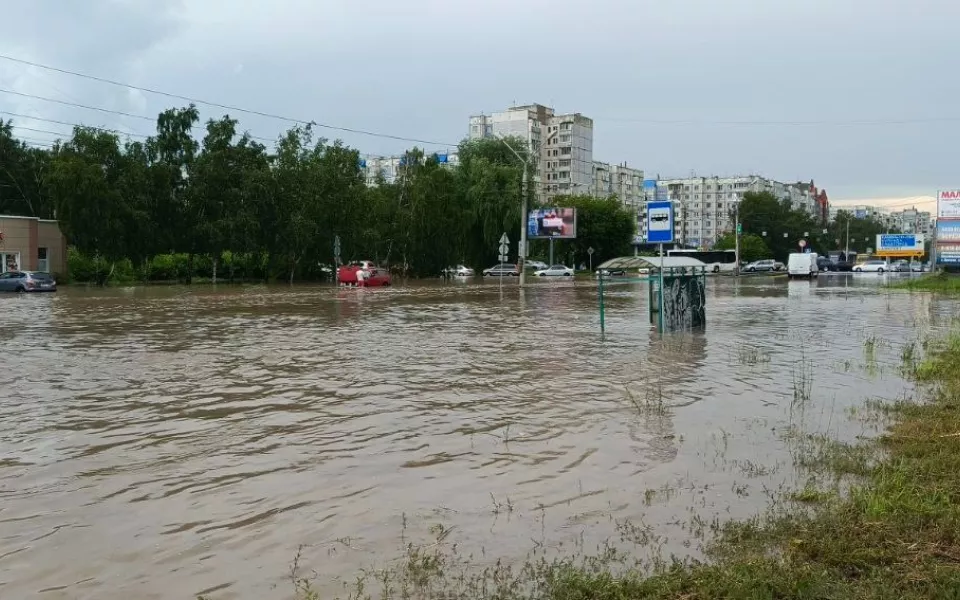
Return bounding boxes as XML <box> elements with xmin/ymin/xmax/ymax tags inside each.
<box><xmin>0</xmin><ymin>87</ymin><xmax>154</xmax><ymax>122</ymax></box>
<box><xmin>2</xmin><ymin>110</ymin><xmax>150</xmax><ymax>138</ymax></box>
<box><xmin>0</xmin><ymin>52</ymin><xmax>459</xmax><ymax>147</ymax></box>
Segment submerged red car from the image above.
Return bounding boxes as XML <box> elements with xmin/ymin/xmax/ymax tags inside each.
<box><xmin>337</xmin><ymin>261</ymin><xmax>392</xmax><ymax>287</ymax></box>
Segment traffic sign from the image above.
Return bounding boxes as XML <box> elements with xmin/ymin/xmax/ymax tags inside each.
<box><xmin>499</xmin><ymin>254</ymin><xmax>509</xmax><ymax>263</ymax></box>
<box><xmin>646</xmin><ymin>201</ymin><xmax>674</xmax><ymax>244</ymax></box>
<box><xmin>499</xmin><ymin>233</ymin><xmax>509</xmax><ymax>244</ymax></box>
<box><xmin>587</xmin><ymin>247</ymin><xmax>594</xmax><ymax>255</ymax></box>
<box><xmin>799</xmin><ymin>239</ymin><xmax>807</xmax><ymax>249</ymax></box>
<box><xmin>499</xmin><ymin>243</ymin><xmax>509</xmax><ymax>255</ymax></box>
<box><xmin>736</xmin><ymin>223</ymin><xmax>742</xmax><ymax>234</ymax></box>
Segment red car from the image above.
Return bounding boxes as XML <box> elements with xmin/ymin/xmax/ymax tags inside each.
<box><xmin>337</xmin><ymin>261</ymin><xmax>392</xmax><ymax>287</ymax></box>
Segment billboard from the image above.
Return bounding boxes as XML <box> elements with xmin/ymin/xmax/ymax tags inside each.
<box><xmin>938</xmin><ymin>190</ymin><xmax>960</xmax><ymax>219</ymax></box>
<box><xmin>875</xmin><ymin>233</ymin><xmax>924</xmax><ymax>257</ymax></box>
<box><xmin>527</xmin><ymin>207</ymin><xmax>577</xmax><ymax>239</ymax></box>
<box><xmin>854</xmin><ymin>209</ymin><xmax>867</xmax><ymax>219</ymax></box>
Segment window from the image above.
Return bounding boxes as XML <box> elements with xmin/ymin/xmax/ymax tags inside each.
<box><xmin>1</xmin><ymin>252</ymin><xmax>19</xmax><ymax>273</ymax></box>
<box><xmin>559</xmin><ymin>159</ymin><xmax>571</xmax><ymax>167</ymax></box>
<box><xmin>37</xmin><ymin>247</ymin><xmax>49</xmax><ymax>273</ymax></box>
<box><xmin>560</xmin><ymin>147</ymin><xmax>571</xmax><ymax>155</ymax></box>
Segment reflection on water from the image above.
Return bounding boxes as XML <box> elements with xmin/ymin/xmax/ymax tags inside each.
<box><xmin>0</xmin><ymin>275</ymin><xmax>952</xmax><ymax>599</ymax></box>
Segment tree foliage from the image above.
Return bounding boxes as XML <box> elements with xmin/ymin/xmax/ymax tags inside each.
<box><xmin>3</xmin><ymin>110</ymin><xmax>633</xmax><ymax>282</ymax></box>
<box><xmin>713</xmin><ymin>233</ymin><xmax>770</xmax><ymax>263</ymax></box>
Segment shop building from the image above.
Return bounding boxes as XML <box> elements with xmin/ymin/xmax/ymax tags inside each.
<box><xmin>0</xmin><ymin>215</ymin><xmax>68</xmax><ymax>276</ymax></box>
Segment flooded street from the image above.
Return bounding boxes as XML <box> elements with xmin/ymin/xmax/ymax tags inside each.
<box><xmin>0</xmin><ymin>276</ymin><xmax>955</xmax><ymax>599</ymax></box>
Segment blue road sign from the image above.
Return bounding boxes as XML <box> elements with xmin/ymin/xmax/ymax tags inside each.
<box><xmin>646</xmin><ymin>201</ymin><xmax>674</xmax><ymax>244</ymax></box>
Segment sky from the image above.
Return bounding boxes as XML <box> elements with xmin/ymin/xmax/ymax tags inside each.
<box><xmin>1</xmin><ymin>0</ymin><xmax>957</xmax><ymax>207</ymax></box>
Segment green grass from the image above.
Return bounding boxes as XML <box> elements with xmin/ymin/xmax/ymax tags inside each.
<box><xmin>209</xmin><ymin>331</ymin><xmax>960</xmax><ymax>600</ymax></box>
<box><xmin>893</xmin><ymin>272</ymin><xmax>960</xmax><ymax>293</ymax></box>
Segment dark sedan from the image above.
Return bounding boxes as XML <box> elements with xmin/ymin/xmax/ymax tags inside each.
<box><xmin>0</xmin><ymin>271</ymin><xmax>57</xmax><ymax>292</ymax></box>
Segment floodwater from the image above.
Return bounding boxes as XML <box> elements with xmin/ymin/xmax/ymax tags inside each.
<box><xmin>0</xmin><ymin>275</ymin><xmax>956</xmax><ymax>599</ymax></box>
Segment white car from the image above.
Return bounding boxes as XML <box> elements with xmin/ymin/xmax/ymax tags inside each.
<box><xmin>854</xmin><ymin>260</ymin><xmax>889</xmax><ymax>273</ymax></box>
<box><xmin>534</xmin><ymin>264</ymin><xmax>574</xmax><ymax>277</ymax></box>
<box><xmin>525</xmin><ymin>260</ymin><xmax>549</xmax><ymax>270</ymax></box>
<box><xmin>453</xmin><ymin>265</ymin><xmax>474</xmax><ymax>277</ymax></box>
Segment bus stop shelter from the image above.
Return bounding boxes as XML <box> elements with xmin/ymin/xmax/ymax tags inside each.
<box><xmin>596</xmin><ymin>255</ymin><xmax>708</xmax><ymax>334</ymax></box>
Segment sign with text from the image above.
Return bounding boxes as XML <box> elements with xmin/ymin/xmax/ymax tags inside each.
<box><xmin>527</xmin><ymin>208</ymin><xmax>577</xmax><ymax>239</ymax></box>
<box><xmin>646</xmin><ymin>201</ymin><xmax>675</xmax><ymax>244</ymax></box>
<box><xmin>938</xmin><ymin>190</ymin><xmax>960</xmax><ymax>219</ymax></box>
<box><xmin>875</xmin><ymin>233</ymin><xmax>925</xmax><ymax>256</ymax></box>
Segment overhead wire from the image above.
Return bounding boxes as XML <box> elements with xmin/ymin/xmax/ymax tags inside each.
<box><xmin>0</xmin><ymin>53</ymin><xmax>460</xmax><ymax>147</ymax></box>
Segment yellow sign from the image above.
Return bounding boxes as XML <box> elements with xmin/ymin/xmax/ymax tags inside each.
<box><xmin>874</xmin><ymin>250</ymin><xmax>924</xmax><ymax>258</ymax></box>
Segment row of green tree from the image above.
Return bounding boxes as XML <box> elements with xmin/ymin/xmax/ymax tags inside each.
<box><xmin>1</xmin><ymin>110</ymin><xmax>636</xmax><ymax>283</ymax></box>
<box><xmin>713</xmin><ymin>191</ymin><xmax>898</xmax><ymax>262</ymax></box>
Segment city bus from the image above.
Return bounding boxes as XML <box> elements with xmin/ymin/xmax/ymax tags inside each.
<box><xmin>666</xmin><ymin>249</ymin><xmax>738</xmax><ymax>273</ymax></box>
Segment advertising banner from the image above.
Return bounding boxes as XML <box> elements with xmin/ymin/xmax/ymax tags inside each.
<box><xmin>527</xmin><ymin>207</ymin><xmax>577</xmax><ymax>239</ymax></box>
<box><xmin>938</xmin><ymin>190</ymin><xmax>960</xmax><ymax>219</ymax></box>
<box><xmin>875</xmin><ymin>233</ymin><xmax>924</xmax><ymax>256</ymax></box>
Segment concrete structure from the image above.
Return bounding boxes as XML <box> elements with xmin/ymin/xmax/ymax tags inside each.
<box><xmin>0</xmin><ymin>215</ymin><xmax>67</xmax><ymax>275</ymax></box>
<box><xmin>361</xmin><ymin>152</ymin><xmax>459</xmax><ymax>186</ymax></box>
<box><xmin>647</xmin><ymin>175</ymin><xmax>829</xmax><ymax>248</ymax></box>
<box><xmin>592</xmin><ymin>162</ymin><xmax>644</xmax><ymax>209</ymax></box>
<box><xmin>469</xmin><ymin>104</ymin><xmax>594</xmax><ymax>204</ymax></box>
<box><xmin>888</xmin><ymin>207</ymin><xmax>934</xmax><ymax>236</ymax></box>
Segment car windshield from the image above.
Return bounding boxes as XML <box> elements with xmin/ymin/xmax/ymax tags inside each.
<box><xmin>550</xmin><ymin>265</ymin><xmax>566</xmax><ymax>269</ymax></box>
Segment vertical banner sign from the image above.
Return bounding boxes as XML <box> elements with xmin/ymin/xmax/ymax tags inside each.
<box><xmin>646</xmin><ymin>201</ymin><xmax>675</xmax><ymax>244</ymax></box>
<box><xmin>937</xmin><ymin>190</ymin><xmax>960</xmax><ymax>264</ymax></box>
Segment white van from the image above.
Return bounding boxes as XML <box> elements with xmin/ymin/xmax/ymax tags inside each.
<box><xmin>787</xmin><ymin>252</ymin><xmax>818</xmax><ymax>279</ymax></box>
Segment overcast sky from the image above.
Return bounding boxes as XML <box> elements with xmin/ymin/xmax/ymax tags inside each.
<box><xmin>1</xmin><ymin>0</ymin><xmax>956</xmax><ymax>206</ymax></box>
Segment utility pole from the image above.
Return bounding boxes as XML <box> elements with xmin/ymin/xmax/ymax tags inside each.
<box><xmin>519</xmin><ymin>163</ymin><xmax>529</xmax><ymax>287</ymax></box>
<box><xmin>845</xmin><ymin>219</ymin><xmax>850</xmax><ymax>256</ymax></box>
<box><xmin>734</xmin><ymin>202</ymin><xmax>741</xmax><ymax>276</ymax></box>
<box><xmin>495</xmin><ymin>133</ymin><xmax>530</xmax><ymax>288</ymax></box>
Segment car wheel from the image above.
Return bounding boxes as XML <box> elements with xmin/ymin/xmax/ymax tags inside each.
<box><xmin>877</xmin><ymin>268</ymin><xmax>884</xmax><ymax>273</ymax></box>
<box><xmin>854</xmin><ymin>268</ymin><xmax>861</xmax><ymax>272</ymax></box>
<box><xmin>749</xmin><ymin>267</ymin><xmax>756</xmax><ymax>272</ymax></box>
<box><xmin>563</xmin><ymin>272</ymin><xmax>572</xmax><ymax>277</ymax></box>
<box><xmin>15</xmin><ymin>286</ymin><xmax>26</xmax><ymax>293</ymax></box>
<box><xmin>713</xmin><ymin>265</ymin><xmax>720</xmax><ymax>273</ymax></box>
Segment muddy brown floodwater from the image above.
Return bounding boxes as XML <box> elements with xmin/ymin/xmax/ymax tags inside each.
<box><xmin>0</xmin><ymin>275</ymin><xmax>956</xmax><ymax>599</ymax></box>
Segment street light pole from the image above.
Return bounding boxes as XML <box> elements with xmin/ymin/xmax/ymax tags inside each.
<box><xmin>496</xmin><ymin>134</ymin><xmax>530</xmax><ymax>287</ymax></box>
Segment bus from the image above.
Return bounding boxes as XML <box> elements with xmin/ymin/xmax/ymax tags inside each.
<box><xmin>666</xmin><ymin>249</ymin><xmax>738</xmax><ymax>273</ymax></box>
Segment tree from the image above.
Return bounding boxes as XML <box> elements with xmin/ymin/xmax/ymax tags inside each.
<box><xmin>547</xmin><ymin>195</ymin><xmax>636</xmax><ymax>266</ymax></box>
<box><xmin>49</xmin><ymin>128</ymin><xmax>130</xmax><ymax>283</ymax></box>
<box><xmin>0</xmin><ymin>119</ymin><xmax>53</xmax><ymax>218</ymax></box>
<box><xmin>828</xmin><ymin>210</ymin><xmax>897</xmax><ymax>255</ymax></box>
<box><xmin>736</xmin><ymin>191</ymin><xmax>820</xmax><ymax>260</ymax></box>
<box><xmin>714</xmin><ymin>233</ymin><xmax>770</xmax><ymax>263</ymax></box>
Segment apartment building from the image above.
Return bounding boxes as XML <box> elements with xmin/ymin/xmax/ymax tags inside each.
<box><xmin>468</xmin><ymin>104</ymin><xmax>594</xmax><ymax>204</ymax></box>
<box><xmin>591</xmin><ymin>162</ymin><xmax>644</xmax><ymax>208</ymax></box>
<box><xmin>889</xmin><ymin>207</ymin><xmax>934</xmax><ymax>236</ymax></box>
<box><xmin>360</xmin><ymin>152</ymin><xmax>459</xmax><ymax>186</ymax></box>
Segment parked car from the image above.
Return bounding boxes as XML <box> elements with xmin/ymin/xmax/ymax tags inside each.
<box><xmin>483</xmin><ymin>263</ymin><xmax>520</xmax><ymax>277</ymax></box>
<box><xmin>525</xmin><ymin>260</ymin><xmax>549</xmax><ymax>270</ymax></box>
<box><xmin>337</xmin><ymin>261</ymin><xmax>392</xmax><ymax>286</ymax></box>
<box><xmin>892</xmin><ymin>260</ymin><xmax>911</xmax><ymax>272</ymax></box>
<box><xmin>817</xmin><ymin>256</ymin><xmax>835</xmax><ymax>272</ymax></box>
<box><xmin>854</xmin><ymin>260</ymin><xmax>889</xmax><ymax>273</ymax></box>
<box><xmin>596</xmin><ymin>268</ymin><xmax>626</xmax><ymax>277</ymax></box>
<box><xmin>744</xmin><ymin>259</ymin><xmax>779</xmax><ymax>272</ymax></box>
<box><xmin>443</xmin><ymin>265</ymin><xmax>475</xmax><ymax>277</ymax></box>
<box><xmin>0</xmin><ymin>271</ymin><xmax>57</xmax><ymax>292</ymax></box>
<box><xmin>534</xmin><ymin>264</ymin><xmax>574</xmax><ymax>277</ymax></box>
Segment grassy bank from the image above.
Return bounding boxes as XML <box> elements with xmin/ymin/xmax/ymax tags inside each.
<box><xmin>894</xmin><ymin>272</ymin><xmax>960</xmax><ymax>293</ymax></box>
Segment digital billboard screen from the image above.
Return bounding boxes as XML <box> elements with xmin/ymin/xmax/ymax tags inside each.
<box><xmin>527</xmin><ymin>207</ymin><xmax>577</xmax><ymax>239</ymax></box>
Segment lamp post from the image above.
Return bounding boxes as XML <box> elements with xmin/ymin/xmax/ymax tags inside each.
<box><xmin>495</xmin><ymin>134</ymin><xmax>530</xmax><ymax>287</ymax></box>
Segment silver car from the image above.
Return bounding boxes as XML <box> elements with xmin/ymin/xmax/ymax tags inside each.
<box><xmin>0</xmin><ymin>271</ymin><xmax>57</xmax><ymax>292</ymax></box>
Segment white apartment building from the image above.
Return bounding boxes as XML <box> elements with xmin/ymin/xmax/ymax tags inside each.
<box><xmin>642</xmin><ymin>176</ymin><xmax>821</xmax><ymax>248</ymax></box>
<box><xmin>361</xmin><ymin>152</ymin><xmax>459</xmax><ymax>186</ymax></box>
<box><xmin>889</xmin><ymin>207</ymin><xmax>934</xmax><ymax>236</ymax></box>
<box><xmin>469</xmin><ymin>104</ymin><xmax>594</xmax><ymax>204</ymax></box>
<box><xmin>592</xmin><ymin>162</ymin><xmax>644</xmax><ymax>209</ymax></box>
